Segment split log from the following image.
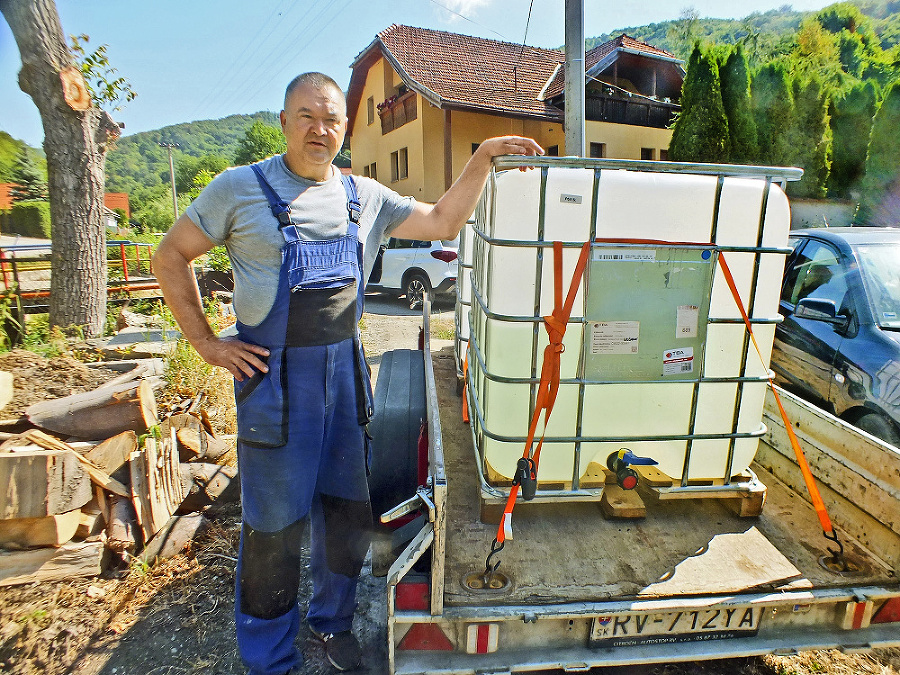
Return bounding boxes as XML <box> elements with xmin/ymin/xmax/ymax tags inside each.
<box><xmin>85</xmin><ymin>431</ymin><xmax>137</xmax><ymax>475</ymax></box>
<box><xmin>0</xmin><ymin>371</ymin><xmax>12</xmax><ymax>412</ymax></box>
<box><xmin>178</xmin><ymin>462</ymin><xmax>239</xmax><ymax>513</ymax></box>
<box><xmin>19</xmin><ymin>430</ymin><xmax>129</xmax><ymax>497</ymax></box>
<box><xmin>140</xmin><ymin>513</ymin><xmax>210</xmax><ymax>563</ymax></box>
<box><xmin>0</xmin><ymin>449</ymin><xmax>92</xmax><ymax>519</ymax></box>
<box><xmin>130</xmin><ymin>435</ymin><xmax>184</xmax><ymax>542</ymax></box>
<box><xmin>76</xmin><ymin>501</ymin><xmax>105</xmax><ymax>540</ymax></box>
<box><xmin>25</xmin><ymin>379</ymin><xmax>159</xmax><ymax>439</ymax></box>
<box><xmin>106</xmin><ymin>494</ymin><xmax>140</xmax><ymax>554</ymax></box>
<box><xmin>0</xmin><ymin>539</ymin><xmax>104</xmax><ymax>587</ymax></box>
<box><xmin>176</xmin><ymin>427</ymin><xmax>229</xmax><ymax>461</ymax></box>
<box><xmin>0</xmin><ymin>509</ymin><xmax>81</xmax><ymax>549</ymax></box>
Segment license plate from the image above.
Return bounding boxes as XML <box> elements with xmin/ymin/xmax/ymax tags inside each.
<box><xmin>590</xmin><ymin>606</ymin><xmax>763</xmax><ymax>647</ymax></box>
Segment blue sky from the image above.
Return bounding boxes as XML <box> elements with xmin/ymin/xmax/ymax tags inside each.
<box><xmin>1</xmin><ymin>0</ymin><xmax>834</xmax><ymax>148</ymax></box>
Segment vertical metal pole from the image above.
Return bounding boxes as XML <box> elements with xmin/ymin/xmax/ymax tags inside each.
<box><xmin>564</xmin><ymin>0</ymin><xmax>585</xmax><ymax>157</ymax></box>
<box><xmin>167</xmin><ymin>146</ymin><xmax>178</xmax><ymax>218</ymax></box>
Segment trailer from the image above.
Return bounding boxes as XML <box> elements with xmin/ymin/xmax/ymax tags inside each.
<box><xmin>368</xmin><ymin>158</ymin><xmax>900</xmax><ymax>674</ymax></box>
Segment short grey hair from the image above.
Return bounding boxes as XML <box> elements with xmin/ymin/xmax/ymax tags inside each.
<box><xmin>283</xmin><ymin>72</ymin><xmax>346</xmax><ymax>110</ymax></box>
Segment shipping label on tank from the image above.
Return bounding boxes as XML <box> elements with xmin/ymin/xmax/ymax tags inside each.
<box><xmin>590</xmin><ymin>321</ymin><xmax>640</xmax><ymax>355</ymax></box>
<box><xmin>663</xmin><ymin>347</ymin><xmax>694</xmax><ymax>375</ymax></box>
<box><xmin>592</xmin><ymin>248</ymin><xmax>657</xmax><ymax>262</ymax></box>
<box><xmin>676</xmin><ymin>305</ymin><xmax>700</xmax><ymax>338</ymax></box>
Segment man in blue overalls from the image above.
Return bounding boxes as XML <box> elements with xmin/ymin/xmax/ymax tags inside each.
<box><xmin>154</xmin><ymin>72</ymin><xmax>542</xmax><ymax>674</ymax></box>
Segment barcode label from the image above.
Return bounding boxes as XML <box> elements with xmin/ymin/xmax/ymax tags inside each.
<box><xmin>593</xmin><ymin>248</ymin><xmax>656</xmax><ymax>262</ymax></box>
<box><xmin>662</xmin><ymin>347</ymin><xmax>694</xmax><ymax>375</ymax></box>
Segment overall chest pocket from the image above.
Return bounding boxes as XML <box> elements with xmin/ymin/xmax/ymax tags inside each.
<box><xmin>284</xmin><ymin>235</ymin><xmax>358</xmax><ymax>292</ymax></box>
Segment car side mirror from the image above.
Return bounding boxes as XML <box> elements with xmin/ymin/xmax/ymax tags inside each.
<box><xmin>795</xmin><ymin>297</ymin><xmax>850</xmax><ymax>329</ymax></box>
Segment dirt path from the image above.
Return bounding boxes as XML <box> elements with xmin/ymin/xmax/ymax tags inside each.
<box><xmin>0</xmin><ymin>299</ymin><xmax>897</xmax><ymax>675</ymax></box>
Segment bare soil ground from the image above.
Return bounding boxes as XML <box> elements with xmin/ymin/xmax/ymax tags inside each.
<box><xmin>0</xmin><ymin>302</ymin><xmax>897</xmax><ymax>675</ymax></box>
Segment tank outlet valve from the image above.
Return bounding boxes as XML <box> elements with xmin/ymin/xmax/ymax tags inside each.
<box><xmin>606</xmin><ymin>449</ymin><xmax>657</xmax><ymax>490</ymax></box>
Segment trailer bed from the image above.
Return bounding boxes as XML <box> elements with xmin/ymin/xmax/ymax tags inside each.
<box><xmin>431</xmin><ymin>345</ymin><xmax>895</xmax><ymax>607</ymax></box>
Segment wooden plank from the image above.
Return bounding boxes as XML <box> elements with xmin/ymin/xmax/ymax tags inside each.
<box><xmin>140</xmin><ymin>513</ymin><xmax>210</xmax><ymax>563</ymax></box>
<box><xmin>639</xmin><ymin>526</ymin><xmax>803</xmax><ymax>596</ymax></box>
<box><xmin>0</xmin><ymin>449</ymin><xmax>92</xmax><ymax>519</ymax></box>
<box><xmin>761</xmin><ymin>387</ymin><xmax>900</xmax><ymax>542</ymax></box>
<box><xmin>600</xmin><ymin>486</ymin><xmax>646</xmax><ymax>519</ymax></box>
<box><xmin>634</xmin><ymin>464</ymin><xmax>674</xmax><ymax>488</ymax></box>
<box><xmin>0</xmin><ymin>509</ymin><xmax>81</xmax><ymax>548</ymax></box>
<box><xmin>0</xmin><ymin>539</ymin><xmax>104</xmax><ymax>586</ymax></box>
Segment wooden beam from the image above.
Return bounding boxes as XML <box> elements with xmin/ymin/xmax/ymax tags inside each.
<box><xmin>0</xmin><ymin>509</ymin><xmax>81</xmax><ymax>548</ymax></box>
<box><xmin>443</xmin><ymin>109</ymin><xmax>453</xmax><ymax>192</ymax></box>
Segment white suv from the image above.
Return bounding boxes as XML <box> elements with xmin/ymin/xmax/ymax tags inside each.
<box><xmin>368</xmin><ymin>237</ymin><xmax>459</xmax><ymax>309</ymax></box>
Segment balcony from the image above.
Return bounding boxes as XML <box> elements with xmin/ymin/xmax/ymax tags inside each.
<box><xmin>583</xmin><ymin>93</ymin><xmax>679</xmax><ymax>129</ymax></box>
<box><xmin>379</xmin><ymin>91</ymin><xmax>417</xmax><ymax>135</ymax></box>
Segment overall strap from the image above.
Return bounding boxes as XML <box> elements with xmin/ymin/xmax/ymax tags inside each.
<box><xmin>340</xmin><ymin>174</ymin><xmax>362</xmax><ymax>227</ymax></box>
<box><xmin>250</xmin><ymin>163</ymin><xmax>292</xmax><ymax>228</ymax></box>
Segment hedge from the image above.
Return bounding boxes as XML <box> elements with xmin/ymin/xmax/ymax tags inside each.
<box><xmin>4</xmin><ymin>200</ymin><xmax>51</xmax><ymax>239</ymax></box>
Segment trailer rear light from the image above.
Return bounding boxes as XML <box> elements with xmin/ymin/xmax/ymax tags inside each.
<box><xmin>465</xmin><ymin>623</ymin><xmax>499</xmax><ymax>654</ymax></box>
<box><xmin>396</xmin><ymin>580</ymin><xmax>429</xmax><ymax>611</ymax></box>
<box><xmin>397</xmin><ymin>623</ymin><xmax>454</xmax><ymax>651</ymax></box>
<box><xmin>431</xmin><ymin>250</ymin><xmax>458</xmax><ymax>263</ymax></box>
<box><xmin>872</xmin><ymin>597</ymin><xmax>900</xmax><ymax>624</ymax></box>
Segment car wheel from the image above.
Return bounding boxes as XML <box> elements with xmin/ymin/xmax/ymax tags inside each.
<box><xmin>855</xmin><ymin>412</ymin><xmax>900</xmax><ymax>447</ymax></box>
<box><xmin>405</xmin><ymin>273</ymin><xmax>431</xmax><ymax>310</ymax></box>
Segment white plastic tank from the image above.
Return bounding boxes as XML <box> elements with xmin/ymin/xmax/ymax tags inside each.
<box><xmin>466</xmin><ymin>161</ymin><xmax>793</xmax><ymax>487</ymax></box>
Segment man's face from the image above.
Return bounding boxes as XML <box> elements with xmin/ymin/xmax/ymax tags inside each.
<box><xmin>280</xmin><ymin>82</ymin><xmax>347</xmax><ymax>179</ymax></box>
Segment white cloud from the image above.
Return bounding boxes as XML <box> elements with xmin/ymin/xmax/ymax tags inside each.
<box><xmin>435</xmin><ymin>0</ymin><xmax>494</xmax><ymax>22</ymax></box>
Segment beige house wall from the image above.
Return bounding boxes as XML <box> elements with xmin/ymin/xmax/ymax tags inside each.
<box><xmin>581</xmin><ymin>121</ymin><xmax>673</xmax><ymax>159</ymax></box>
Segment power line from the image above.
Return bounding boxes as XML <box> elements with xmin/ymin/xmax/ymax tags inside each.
<box><xmin>213</xmin><ymin>0</ymin><xmax>344</xmax><ymax>117</ymax></box>
<box><xmin>187</xmin><ymin>0</ymin><xmax>299</xmax><ymax>121</ymax></box>
<box><xmin>231</xmin><ymin>0</ymin><xmax>355</xmax><ymax>115</ymax></box>
<box><xmin>426</xmin><ymin>0</ymin><xmax>508</xmax><ymax>40</ymax></box>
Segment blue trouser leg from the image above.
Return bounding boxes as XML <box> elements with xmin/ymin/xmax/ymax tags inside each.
<box><xmin>234</xmin><ymin>340</ymin><xmax>371</xmax><ymax>674</ymax></box>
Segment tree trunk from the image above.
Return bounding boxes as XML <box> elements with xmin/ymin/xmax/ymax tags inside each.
<box><xmin>0</xmin><ymin>0</ymin><xmax>119</xmax><ymax>337</ymax></box>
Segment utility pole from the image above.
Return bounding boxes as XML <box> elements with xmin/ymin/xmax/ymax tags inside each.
<box><xmin>158</xmin><ymin>142</ymin><xmax>179</xmax><ymax>219</ymax></box>
<box><xmin>564</xmin><ymin>0</ymin><xmax>585</xmax><ymax>157</ymax></box>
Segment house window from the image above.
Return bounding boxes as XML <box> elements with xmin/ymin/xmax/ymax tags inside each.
<box><xmin>589</xmin><ymin>142</ymin><xmax>606</xmax><ymax>158</ymax></box>
<box><xmin>391</xmin><ymin>148</ymin><xmax>408</xmax><ymax>182</ymax></box>
<box><xmin>641</xmin><ymin>147</ymin><xmax>655</xmax><ymax>160</ymax></box>
<box><xmin>659</xmin><ymin>149</ymin><xmax>669</xmax><ymax>161</ymax></box>
<box><xmin>366</xmin><ymin>96</ymin><xmax>375</xmax><ymax>125</ymax></box>
<box><xmin>547</xmin><ymin>145</ymin><xmax>560</xmax><ymax>156</ymax></box>
<box><xmin>363</xmin><ymin>162</ymin><xmax>377</xmax><ymax>180</ymax></box>
<box><xmin>472</xmin><ymin>143</ymin><xmax>480</xmax><ymax>154</ymax></box>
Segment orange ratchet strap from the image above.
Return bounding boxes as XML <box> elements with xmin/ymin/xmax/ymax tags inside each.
<box><xmin>494</xmin><ymin>240</ymin><xmax>591</xmax><ymax>545</ymax></box>
<box><xmin>716</xmin><ymin>253</ymin><xmax>845</xmax><ymax>562</ymax></box>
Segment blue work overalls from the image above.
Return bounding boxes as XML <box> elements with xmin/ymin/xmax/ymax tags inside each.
<box><xmin>233</xmin><ymin>165</ymin><xmax>374</xmax><ymax>675</ymax></box>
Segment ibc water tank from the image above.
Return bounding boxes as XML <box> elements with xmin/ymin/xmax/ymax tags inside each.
<box><xmin>464</xmin><ymin>158</ymin><xmax>799</xmax><ymax>493</ymax></box>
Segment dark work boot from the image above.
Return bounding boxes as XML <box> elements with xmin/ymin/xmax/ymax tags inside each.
<box><xmin>310</xmin><ymin>628</ymin><xmax>362</xmax><ymax>672</ymax></box>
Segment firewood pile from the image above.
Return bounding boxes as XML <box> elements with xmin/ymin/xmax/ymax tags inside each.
<box><xmin>0</xmin><ymin>358</ymin><xmax>238</xmax><ymax>587</ymax></box>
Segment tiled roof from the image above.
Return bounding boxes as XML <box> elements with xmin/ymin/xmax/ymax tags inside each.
<box><xmin>357</xmin><ymin>24</ymin><xmax>564</xmax><ymax>120</ymax></box>
<box><xmin>541</xmin><ymin>34</ymin><xmax>680</xmax><ymax>99</ymax></box>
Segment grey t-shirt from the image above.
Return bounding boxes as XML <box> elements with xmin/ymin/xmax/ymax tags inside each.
<box><xmin>186</xmin><ymin>154</ymin><xmax>415</xmax><ymax>326</ymax></box>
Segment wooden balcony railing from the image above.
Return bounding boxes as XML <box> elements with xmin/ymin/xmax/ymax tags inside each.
<box><xmin>379</xmin><ymin>91</ymin><xmax>417</xmax><ymax>135</ymax></box>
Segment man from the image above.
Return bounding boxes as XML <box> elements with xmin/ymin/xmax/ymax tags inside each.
<box><xmin>153</xmin><ymin>72</ymin><xmax>542</xmax><ymax>674</ymax></box>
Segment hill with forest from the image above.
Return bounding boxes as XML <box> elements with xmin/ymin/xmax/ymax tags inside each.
<box><xmin>104</xmin><ymin>111</ymin><xmax>280</xmax><ymax>199</ymax></box>
<box><xmin>588</xmin><ymin>0</ymin><xmax>900</xmax><ymax>59</ymax></box>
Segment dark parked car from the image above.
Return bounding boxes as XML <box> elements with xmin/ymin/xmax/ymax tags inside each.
<box><xmin>772</xmin><ymin>227</ymin><xmax>900</xmax><ymax>446</ymax></box>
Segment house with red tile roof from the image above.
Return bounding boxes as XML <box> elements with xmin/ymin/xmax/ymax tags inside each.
<box><xmin>346</xmin><ymin>25</ymin><xmax>684</xmax><ymax>202</ymax></box>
